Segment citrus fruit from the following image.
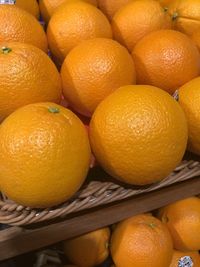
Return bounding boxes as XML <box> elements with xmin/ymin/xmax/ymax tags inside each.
<box><xmin>0</xmin><ymin>102</ymin><xmax>91</xmax><ymax>208</ymax></box>
<box><xmin>111</xmin><ymin>214</ymin><xmax>173</xmax><ymax>267</ymax></box>
<box><xmin>178</xmin><ymin>77</ymin><xmax>200</xmax><ymax>155</ymax></box>
<box><xmin>97</xmin><ymin>0</ymin><xmax>133</xmax><ymax>21</ymax></box>
<box><xmin>0</xmin><ymin>42</ymin><xmax>62</xmax><ymax>122</ymax></box>
<box><xmin>89</xmin><ymin>85</ymin><xmax>188</xmax><ymax>186</ymax></box>
<box><xmin>11</xmin><ymin>0</ymin><xmax>40</xmax><ymax>18</ymax></box>
<box><xmin>191</xmin><ymin>30</ymin><xmax>200</xmax><ymax>51</ymax></box>
<box><xmin>112</xmin><ymin>0</ymin><xmax>171</xmax><ymax>52</ymax></box>
<box><xmin>158</xmin><ymin>197</ymin><xmax>200</xmax><ymax>251</ymax></box>
<box><xmin>61</xmin><ymin>38</ymin><xmax>136</xmax><ymax>117</ymax></box>
<box><xmin>47</xmin><ymin>1</ymin><xmax>112</xmax><ymax>65</ymax></box>
<box><xmin>170</xmin><ymin>250</ymin><xmax>200</xmax><ymax>267</ymax></box>
<box><xmin>39</xmin><ymin>0</ymin><xmax>97</xmax><ymax>23</ymax></box>
<box><xmin>168</xmin><ymin>0</ymin><xmax>200</xmax><ymax>36</ymax></box>
<box><xmin>132</xmin><ymin>29</ymin><xmax>200</xmax><ymax>94</ymax></box>
<box><xmin>0</xmin><ymin>5</ymin><xmax>47</xmax><ymax>52</ymax></box>
<box><xmin>63</xmin><ymin>227</ymin><xmax>110</xmax><ymax>267</ymax></box>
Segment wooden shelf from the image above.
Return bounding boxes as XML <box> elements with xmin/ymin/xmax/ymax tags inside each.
<box><xmin>0</xmin><ymin>177</ymin><xmax>200</xmax><ymax>261</ymax></box>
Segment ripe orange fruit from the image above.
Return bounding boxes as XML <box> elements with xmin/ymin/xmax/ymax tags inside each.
<box><xmin>63</xmin><ymin>227</ymin><xmax>110</xmax><ymax>266</ymax></box>
<box><xmin>39</xmin><ymin>0</ymin><xmax>97</xmax><ymax>23</ymax></box>
<box><xmin>112</xmin><ymin>0</ymin><xmax>171</xmax><ymax>52</ymax></box>
<box><xmin>111</xmin><ymin>214</ymin><xmax>173</xmax><ymax>267</ymax></box>
<box><xmin>0</xmin><ymin>102</ymin><xmax>91</xmax><ymax>208</ymax></box>
<box><xmin>158</xmin><ymin>197</ymin><xmax>200</xmax><ymax>251</ymax></box>
<box><xmin>61</xmin><ymin>38</ymin><xmax>136</xmax><ymax>117</ymax></box>
<box><xmin>98</xmin><ymin>0</ymin><xmax>133</xmax><ymax>21</ymax></box>
<box><xmin>47</xmin><ymin>2</ymin><xmax>112</xmax><ymax>65</ymax></box>
<box><xmin>168</xmin><ymin>0</ymin><xmax>200</xmax><ymax>36</ymax></box>
<box><xmin>0</xmin><ymin>42</ymin><xmax>62</xmax><ymax>122</ymax></box>
<box><xmin>179</xmin><ymin>77</ymin><xmax>200</xmax><ymax>155</ymax></box>
<box><xmin>132</xmin><ymin>30</ymin><xmax>200</xmax><ymax>94</ymax></box>
<box><xmin>11</xmin><ymin>0</ymin><xmax>40</xmax><ymax>18</ymax></box>
<box><xmin>89</xmin><ymin>85</ymin><xmax>188</xmax><ymax>185</ymax></box>
<box><xmin>170</xmin><ymin>250</ymin><xmax>200</xmax><ymax>267</ymax></box>
<box><xmin>0</xmin><ymin>5</ymin><xmax>47</xmax><ymax>52</ymax></box>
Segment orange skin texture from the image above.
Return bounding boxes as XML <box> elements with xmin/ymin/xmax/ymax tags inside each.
<box><xmin>0</xmin><ymin>42</ymin><xmax>62</xmax><ymax>122</ymax></box>
<box><xmin>0</xmin><ymin>5</ymin><xmax>47</xmax><ymax>52</ymax></box>
<box><xmin>159</xmin><ymin>0</ymin><xmax>174</xmax><ymax>7</ymax></box>
<box><xmin>112</xmin><ymin>0</ymin><xmax>172</xmax><ymax>52</ymax></box>
<box><xmin>61</xmin><ymin>38</ymin><xmax>136</xmax><ymax>117</ymax></box>
<box><xmin>158</xmin><ymin>197</ymin><xmax>200</xmax><ymax>251</ymax></box>
<box><xmin>39</xmin><ymin>0</ymin><xmax>97</xmax><ymax>23</ymax></box>
<box><xmin>169</xmin><ymin>250</ymin><xmax>200</xmax><ymax>267</ymax></box>
<box><xmin>97</xmin><ymin>0</ymin><xmax>133</xmax><ymax>21</ymax></box>
<box><xmin>168</xmin><ymin>0</ymin><xmax>200</xmax><ymax>36</ymax></box>
<box><xmin>89</xmin><ymin>85</ymin><xmax>188</xmax><ymax>186</ymax></box>
<box><xmin>132</xmin><ymin>29</ymin><xmax>200</xmax><ymax>95</ymax></box>
<box><xmin>47</xmin><ymin>2</ymin><xmax>112</xmax><ymax>64</ymax></box>
<box><xmin>15</xmin><ymin>0</ymin><xmax>40</xmax><ymax>18</ymax></box>
<box><xmin>111</xmin><ymin>214</ymin><xmax>173</xmax><ymax>267</ymax></box>
<box><xmin>0</xmin><ymin>103</ymin><xmax>91</xmax><ymax>208</ymax></box>
<box><xmin>63</xmin><ymin>227</ymin><xmax>110</xmax><ymax>267</ymax></box>
<box><xmin>191</xmin><ymin>30</ymin><xmax>200</xmax><ymax>52</ymax></box>
<box><xmin>179</xmin><ymin>77</ymin><xmax>200</xmax><ymax>155</ymax></box>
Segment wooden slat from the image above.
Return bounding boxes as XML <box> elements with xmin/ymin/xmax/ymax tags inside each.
<box><xmin>0</xmin><ymin>177</ymin><xmax>200</xmax><ymax>261</ymax></box>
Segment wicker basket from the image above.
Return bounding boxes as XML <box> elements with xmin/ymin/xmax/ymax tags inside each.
<box><xmin>0</xmin><ymin>158</ymin><xmax>200</xmax><ymax>227</ymax></box>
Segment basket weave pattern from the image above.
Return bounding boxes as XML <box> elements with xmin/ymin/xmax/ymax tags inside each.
<box><xmin>0</xmin><ymin>160</ymin><xmax>200</xmax><ymax>226</ymax></box>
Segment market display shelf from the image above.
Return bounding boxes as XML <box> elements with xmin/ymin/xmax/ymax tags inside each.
<box><xmin>0</xmin><ymin>176</ymin><xmax>199</xmax><ymax>262</ymax></box>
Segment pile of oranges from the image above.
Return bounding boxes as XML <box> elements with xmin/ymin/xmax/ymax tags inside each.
<box><xmin>0</xmin><ymin>1</ymin><xmax>200</xmax><ymax>266</ymax></box>
<box><xmin>0</xmin><ymin>0</ymin><xmax>200</xmax><ymax>211</ymax></box>
<box><xmin>60</xmin><ymin>196</ymin><xmax>200</xmax><ymax>266</ymax></box>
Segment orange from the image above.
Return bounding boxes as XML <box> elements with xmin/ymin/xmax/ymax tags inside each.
<box><xmin>39</xmin><ymin>0</ymin><xmax>97</xmax><ymax>23</ymax></box>
<box><xmin>63</xmin><ymin>227</ymin><xmax>110</xmax><ymax>267</ymax></box>
<box><xmin>191</xmin><ymin>30</ymin><xmax>200</xmax><ymax>51</ymax></box>
<box><xmin>158</xmin><ymin>197</ymin><xmax>200</xmax><ymax>251</ymax></box>
<box><xmin>111</xmin><ymin>214</ymin><xmax>173</xmax><ymax>267</ymax></box>
<box><xmin>112</xmin><ymin>0</ymin><xmax>171</xmax><ymax>52</ymax></box>
<box><xmin>0</xmin><ymin>42</ymin><xmax>61</xmax><ymax>122</ymax></box>
<box><xmin>89</xmin><ymin>85</ymin><xmax>188</xmax><ymax>186</ymax></box>
<box><xmin>61</xmin><ymin>38</ymin><xmax>136</xmax><ymax>117</ymax></box>
<box><xmin>12</xmin><ymin>0</ymin><xmax>40</xmax><ymax>18</ymax></box>
<box><xmin>170</xmin><ymin>250</ymin><xmax>200</xmax><ymax>267</ymax></box>
<box><xmin>97</xmin><ymin>0</ymin><xmax>174</xmax><ymax>21</ymax></box>
<box><xmin>47</xmin><ymin>1</ymin><xmax>112</xmax><ymax>65</ymax></box>
<box><xmin>0</xmin><ymin>102</ymin><xmax>91</xmax><ymax>208</ymax></box>
<box><xmin>0</xmin><ymin>5</ymin><xmax>47</xmax><ymax>52</ymax></box>
<box><xmin>168</xmin><ymin>0</ymin><xmax>200</xmax><ymax>36</ymax></box>
<box><xmin>97</xmin><ymin>0</ymin><xmax>133</xmax><ymax>21</ymax></box>
<box><xmin>179</xmin><ymin>77</ymin><xmax>200</xmax><ymax>155</ymax></box>
<box><xmin>132</xmin><ymin>29</ymin><xmax>200</xmax><ymax>94</ymax></box>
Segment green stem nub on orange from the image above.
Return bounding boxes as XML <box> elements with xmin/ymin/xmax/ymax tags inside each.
<box><xmin>149</xmin><ymin>223</ymin><xmax>157</xmax><ymax>229</ymax></box>
<box><xmin>172</xmin><ymin>12</ymin><xmax>179</xmax><ymax>20</ymax></box>
<box><xmin>1</xmin><ymin>47</ymin><xmax>12</xmax><ymax>54</ymax></box>
<box><xmin>48</xmin><ymin>107</ymin><xmax>60</xmax><ymax>113</ymax></box>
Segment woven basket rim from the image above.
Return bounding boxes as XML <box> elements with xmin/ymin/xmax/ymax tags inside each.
<box><xmin>0</xmin><ymin>159</ymin><xmax>200</xmax><ymax>226</ymax></box>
